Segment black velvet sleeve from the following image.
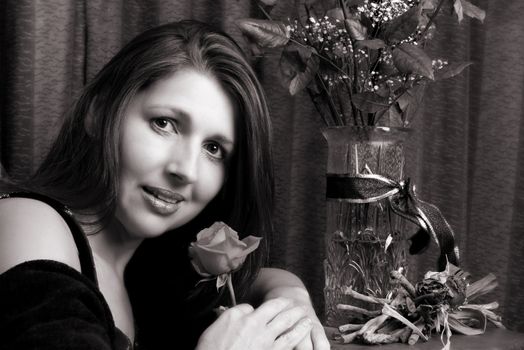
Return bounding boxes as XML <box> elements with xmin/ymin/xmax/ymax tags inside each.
<box><xmin>0</xmin><ymin>259</ymin><xmax>119</xmax><ymax>350</ymax></box>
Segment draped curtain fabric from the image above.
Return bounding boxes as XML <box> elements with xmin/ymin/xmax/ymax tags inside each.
<box><xmin>1</xmin><ymin>0</ymin><xmax>523</xmax><ymax>332</ymax></box>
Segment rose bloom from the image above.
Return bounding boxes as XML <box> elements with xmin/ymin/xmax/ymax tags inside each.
<box><xmin>189</xmin><ymin>221</ymin><xmax>262</xmax><ymax>277</ymax></box>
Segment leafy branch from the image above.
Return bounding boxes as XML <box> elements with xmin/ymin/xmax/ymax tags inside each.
<box><xmin>237</xmin><ymin>0</ymin><xmax>485</xmax><ymax>127</ymax></box>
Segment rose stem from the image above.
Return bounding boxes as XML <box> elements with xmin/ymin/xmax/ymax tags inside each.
<box><xmin>338</xmin><ymin>331</ymin><xmax>359</xmax><ymax>344</ymax></box>
<box><xmin>340</xmin><ymin>314</ymin><xmax>389</xmax><ymax>344</ymax></box>
<box><xmin>390</xmin><ymin>270</ymin><xmax>417</xmax><ymax>298</ymax></box>
<box><xmin>407</xmin><ymin>318</ymin><xmax>424</xmax><ymax>345</ymax></box>
<box><xmin>360</xmin><ymin>314</ymin><xmax>389</xmax><ymax>335</ymax></box>
<box><xmin>398</xmin><ymin>326</ymin><xmax>412</xmax><ymax>343</ymax></box>
<box><xmin>343</xmin><ymin>286</ymin><xmax>389</xmax><ymax>304</ymax></box>
<box><xmin>227</xmin><ymin>274</ymin><xmax>237</xmax><ymax>306</ymax></box>
<box><xmin>337</xmin><ymin>304</ymin><xmax>382</xmax><ymax>317</ymax></box>
<box><xmin>339</xmin><ymin>323</ymin><xmax>364</xmax><ymax>333</ymax></box>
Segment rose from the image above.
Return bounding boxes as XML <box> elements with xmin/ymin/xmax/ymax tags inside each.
<box><xmin>188</xmin><ymin>221</ymin><xmax>262</xmax><ymax>305</ymax></box>
<box><xmin>189</xmin><ymin>221</ymin><xmax>262</xmax><ymax>276</ymax></box>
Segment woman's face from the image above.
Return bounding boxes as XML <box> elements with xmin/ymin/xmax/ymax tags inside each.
<box><xmin>115</xmin><ymin>68</ymin><xmax>235</xmax><ymax>239</ymax></box>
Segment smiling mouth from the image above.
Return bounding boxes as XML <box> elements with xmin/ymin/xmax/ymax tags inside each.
<box><xmin>142</xmin><ymin>186</ymin><xmax>184</xmax><ymax>215</ymax></box>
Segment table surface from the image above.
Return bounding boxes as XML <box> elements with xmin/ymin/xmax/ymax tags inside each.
<box><xmin>325</xmin><ymin>326</ymin><xmax>524</xmax><ymax>350</ymax></box>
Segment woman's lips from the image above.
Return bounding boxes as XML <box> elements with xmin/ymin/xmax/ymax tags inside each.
<box><xmin>142</xmin><ymin>186</ymin><xmax>184</xmax><ymax>215</ymax></box>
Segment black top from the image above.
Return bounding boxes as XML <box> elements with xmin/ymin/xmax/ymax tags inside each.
<box><xmin>0</xmin><ymin>192</ymin><xmax>226</xmax><ymax>349</ymax></box>
<box><xmin>0</xmin><ymin>192</ymin><xmax>131</xmax><ymax>349</ymax></box>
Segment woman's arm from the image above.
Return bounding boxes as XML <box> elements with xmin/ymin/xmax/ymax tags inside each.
<box><xmin>247</xmin><ymin>267</ymin><xmax>331</xmax><ymax>350</ymax></box>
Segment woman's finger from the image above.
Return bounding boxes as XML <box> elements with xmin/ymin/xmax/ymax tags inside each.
<box><xmin>266</xmin><ymin>305</ymin><xmax>308</xmax><ymax>337</ymax></box>
<box><xmin>274</xmin><ymin>317</ymin><xmax>313</xmax><ymax>350</ymax></box>
<box><xmin>310</xmin><ymin>323</ymin><xmax>330</xmax><ymax>350</ymax></box>
<box><xmin>216</xmin><ymin>303</ymin><xmax>254</xmax><ymax>320</ymax></box>
<box><xmin>293</xmin><ymin>333</ymin><xmax>313</xmax><ymax>350</ymax></box>
<box><xmin>251</xmin><ymin>297</ymin><xmax>292</xmax><ymax>323</ymax></box>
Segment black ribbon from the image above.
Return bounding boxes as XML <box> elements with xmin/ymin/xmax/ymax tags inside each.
<box><xmin>327</xmin><ymin>173</ymin><xmax>459</xmax><ymax>271</ymax></box>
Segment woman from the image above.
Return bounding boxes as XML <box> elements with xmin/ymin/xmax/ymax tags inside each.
<box><xmin>0</xmin><ymin>20</ymin><xmax>329</xmax><ymax>349</ymax></box>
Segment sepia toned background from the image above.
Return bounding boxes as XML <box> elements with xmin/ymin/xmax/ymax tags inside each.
<box><xmin>1</xmin><ymin>0</ymin><xmax>523</xmax><ymax>332</ymax></box>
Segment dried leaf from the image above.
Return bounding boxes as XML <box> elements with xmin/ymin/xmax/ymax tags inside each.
<box><xmin>405</xmin><ymin>296</ymin><xmax>417</xmax><ymax>313</ymax></box>
<box><xmin>466</xmin><ymin>273</ymin><xmax>498</xmax><ymax>301</ymax></box>
<box><xmin>384</xmin><ymin>234</ymin><xmax>393</xmax><ymax>252</ymax></box>
<box><xmin>460</xmin><ymin>304</ymin><xmax>505</xmax><ymax>328</ymax></box>
<box><xmin>448</xmin><ymin>308</ymin><xmax>487</xmax><ymax>335</ymax></box>
<box><xmin>381</xmin><ymin>304</ymin><xmax>428</xmax><ymax>340</ymax></box>
<box><xmin>236</xmin><ymin>19</ymin><xmax>290</xmax><ymax>48</ymax></box>
<box><xmin>352</xmin><ymin>92</ymin><xmax>390</xmax><ymax>113</ymax></box>
<box><xmin>392</xmin><ymin>43</ymin><xmax>434</xmax><ymax>80</ymax></box>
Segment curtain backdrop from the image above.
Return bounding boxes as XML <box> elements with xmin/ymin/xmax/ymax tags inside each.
<box><xmin>1</xmin><ymin>0</ymin><xmax>523</xmax><ymax>332</ymax></box>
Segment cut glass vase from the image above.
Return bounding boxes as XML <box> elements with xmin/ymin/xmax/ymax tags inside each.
<box><xmin>322</xmin><ymin>126</ymin><xmax>412</xmax><ymax>327</ymax></box>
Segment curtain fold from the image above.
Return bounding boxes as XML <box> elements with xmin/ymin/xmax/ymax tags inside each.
<box><xmin>1</xmin><ymin>0</ymin><xmax>523</xmax><ymax>332</ymax></box>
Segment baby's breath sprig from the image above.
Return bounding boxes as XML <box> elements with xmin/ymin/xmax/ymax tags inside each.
<box><xmin>237</xmin><ymin>0</ymin><xmax>485</xmax><ymax>127</ymax></box>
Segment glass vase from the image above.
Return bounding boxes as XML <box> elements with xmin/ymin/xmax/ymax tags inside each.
<box><xmin>322</xmin><ymin>126</ymin><xmax>412</xmax><ymax>327</ymax></box>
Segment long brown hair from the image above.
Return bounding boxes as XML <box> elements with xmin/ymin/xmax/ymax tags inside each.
<box><xmin>22</xmin><ymin>20</ymin><xmax>273</xmax><ymax>297</ymax></box>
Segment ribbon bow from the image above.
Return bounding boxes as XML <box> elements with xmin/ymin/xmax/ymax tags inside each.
<box><xmin>326</xmin><ymin>173</ymin><xmax>459</xmax><ymax>271</ymax></box>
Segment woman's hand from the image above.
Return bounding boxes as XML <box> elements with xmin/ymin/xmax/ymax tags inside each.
<box><xmin>262</xmin><ymin>286</ymin><xmax>330</xmax><ymax>350</ymax></box>
<box><xmin>246</xmin><ymin>268</ymin><xmax>331</xmax><ymax>350</ymax></box>
<box><xmin>291</xmin><ymin>304</ymin><xmax>329</xmax><ymax>350</ymax></box>
<box><xmin>196</xmin><ymin>298</ymin><xmax>313</xmax><ymax>350</ymax></box>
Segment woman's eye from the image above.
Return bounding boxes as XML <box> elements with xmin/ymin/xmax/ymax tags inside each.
<box><xmin>204</xmin><ymin>142</ymin><xmax>225</xmax><ymax>160</ymax></box>
<box><xmin>151</xmin><ymin>118</ymin><xmax>177</xmax><ymax>133</ymax></box>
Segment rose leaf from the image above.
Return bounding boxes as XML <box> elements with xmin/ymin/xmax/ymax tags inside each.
<box><xmin>279</xmin><ymin>44</ymin><xmax>319</xmax><ymax>95</ymax></box>
<box><xmin>454</xmin><ymin>0</ymin><xmax>486</xmax><ymax>23</ymax></box>
<box><xmin>435</xmin><ymin>61</ymin><xmax>472</xmax><ymax>80</ymax></box>
<box><xmin>355</xmin><ymin>39</ymin><xmax>386</xmax><ymax>50</ymax></box>
<box><xmin>381</xmin><ymin>6</ymin><xmax>422</xmax><ymax>44</ymax></box>
<box><xmin>352</xmin><ymin>92</ymin><xmax>390</xmax><ymax>113</ymax></box>
<box><xmin>326</xmin><ymin>8</ymin><xmax>345</xmax><ymax>21</ymax></box>
<box><xmin>345</xmin><ymin>18</ymin><xmax>367</xmax><ymax>40</ymax></box>
<box><xmin>392</xmin><ymin>43</ymin><xmax>434</xmax><ymax>80</ymax></box>
<box><xmin>236</xmin><ymin>19</ymin><xmax>290</xmax><ymax>48</ymax></box>
<box><xmin>258</xmin><ymin>0</ymin><xmax>278</xmax><ymax>6</ymax></box>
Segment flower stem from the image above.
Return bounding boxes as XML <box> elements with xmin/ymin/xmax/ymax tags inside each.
<box><xmin>227</xmin><ymin>274</ymin><xmax>237</xmax><ymax>306</ymax></box>
<box><xmin>419</xmin><ymin>0</ymin><xmax>445</xmax><ymax>40</ymax></box>
<box><xmin>257</xmin><ymin>4</ymin><xmax>272</xmax><ymax>20</ymax></box>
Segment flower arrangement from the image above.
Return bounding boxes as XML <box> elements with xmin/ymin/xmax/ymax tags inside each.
<box><xmin>335</xmin><ymin>263</ymin><xmax>504</xmax><ymax>349</ymax></box>
<box><xmin>237</xmin><ymin>0</ymin><xmax>485</xmax><ymax>127</ymax></box>
<box><xmin>189</xmin><ymin>221</ymin><xmax>261</xmax><ymax>306</ymax></box>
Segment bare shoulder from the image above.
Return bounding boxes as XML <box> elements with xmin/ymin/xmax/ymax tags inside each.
<box><xmin>0</xmin><ymin>197</ymin><xmax>81</xmax><ymax>274</ymax></box>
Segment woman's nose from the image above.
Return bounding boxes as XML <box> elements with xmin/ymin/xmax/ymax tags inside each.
<box><xmin>166</xmin><ymin>139</ymin><xmax>199</xmax><ymax>184</ymax></box>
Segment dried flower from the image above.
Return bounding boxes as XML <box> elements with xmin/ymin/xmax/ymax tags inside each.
<box><xmin>335</xmin><ymin>263</ymin><xmax>504</xmax><ymax>349</ymax></box>
<box><xmin>237</xmin><ymin>0</ymin><xmax>485</xmax><ymax>127</ymax></box>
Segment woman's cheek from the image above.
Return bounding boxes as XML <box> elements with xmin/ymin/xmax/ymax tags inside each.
<box><xmin>195</xmin><ymin>160</ymin><xmax>227</xmax><ymax>203</ymax></box>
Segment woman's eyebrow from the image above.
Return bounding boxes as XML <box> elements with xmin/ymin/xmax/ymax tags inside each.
<box><xmin>212</xmin><ymin>135</ymin><xmax>234</xmax><ymax>147</ymax></box>
<box><xmin>147</xmin><ymin>104</ymin><xmax>189</xmax><ymax>118</ymax></box>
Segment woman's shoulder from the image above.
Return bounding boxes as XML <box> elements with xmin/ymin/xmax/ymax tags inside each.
<box><xmin>0</xmin><ymin>196</ymin><xmax>81</xmax><ymax>275</ymax></box>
